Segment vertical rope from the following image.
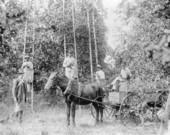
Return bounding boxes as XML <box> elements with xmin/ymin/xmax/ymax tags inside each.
<box><xmin>72</xmin><ymin>0</ymin><xmax>79</xmax><ymax>82</ymax></box>
<box><xmin>87</xmin><ymin>8</ymin><xmax>94</xmax><ymax>83</ymax></box>
<box><xmin>92</xmin><ymin>9</ymin><xmax>98</xmax><ymax>65</ymax></box>
<box><xmin>23</xmin><ymin>20</ymin><xmax>27</xmax><ymax>63</ymax></box>
<box><xmin>31</xmin><ymin>0</ymin><xmax>36</xmax><ymax>113</ymax></box>
<box><xmin>62</xmin><ymin>0</ymin><xmax>66</xmax><ymax>58</ymax></box>
<box><xmin>72</xmin><ymin>0</ymin><xmax>81</xmax><ymax>115</ymax></box>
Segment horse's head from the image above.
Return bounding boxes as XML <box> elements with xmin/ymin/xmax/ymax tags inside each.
<box><xmin>44</xmin><ymin>72</ymin><xmax>58</xmax><ymax>91</ymax></box>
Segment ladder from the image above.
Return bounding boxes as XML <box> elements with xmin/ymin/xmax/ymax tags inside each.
<box><xmin>23</xmin><ymin>20</ymin><xmax>35</xmax><ymax>62</ymax></box>
<box><xmin>23</xmin><ymin>20</ymin><xmax>35</xmax><ymax>113</ymax></box>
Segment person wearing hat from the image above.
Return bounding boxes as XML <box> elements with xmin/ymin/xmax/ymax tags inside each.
<box><xmin>96</xmin><ymin>64</ymin><xmax>108</xmax><ymax>101</ymax></box>
<box><xmin>111</xmin><ymin>62</ymin><xmax>132</xmax><ymax>103</ymax></box>
<box><xmin>63</xmin><ymin>50</ymin><xmax>78</xmax><ymax>95</ymax></box>
<box><xmin>96</xmin><ymin>64</ymin><xmax>105</xmax><ymax>85</ymax></box>
<box><xmin>18</xmin><ymin>55</ymin><xmax>33</xmax><ymax>92</ymax></box>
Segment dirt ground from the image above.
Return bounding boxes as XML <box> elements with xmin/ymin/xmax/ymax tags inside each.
<box><xmin>0</xmin><ymin>104</ymin><xmax>161</xmax><ymax>135</ymax></box>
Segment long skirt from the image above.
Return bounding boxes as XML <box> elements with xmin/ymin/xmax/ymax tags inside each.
<box><xmin>119</xmin><ymin>91</ymin><xmax>127</xmax><ymax>103</ymax></box>
<box><xmin>119</xmin><ymin>81</ymin><xmax>128</xmax><ymax>103</ymax></box>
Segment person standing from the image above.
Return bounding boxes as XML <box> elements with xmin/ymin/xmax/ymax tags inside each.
<box><xmin>95</xmin><ymin>64</ymin><xmax>108</xmax><ymax>101</ymax></box>
<box><xmin>18</xmin><ymin>55</ymin><xmax>34</xmax><ymax>93</ymax></box>
<box><xmin>96</xmin><ymin>64</ymin><xmax>105</xmax><ymax>86</ymax></box>
<box><xmin>119</xmin><ymin>62</ymin><xmax>132</xmax><ymax>103</ymax></box>
<box><xmin>63</xmin><ymin>50</ymin><xmax>78</xmax><ymax>95</ymax></box>
<box><xmin>111</xmin><ymin>62</ymin><xmax>132</xmax><ymax>103</ymax></box>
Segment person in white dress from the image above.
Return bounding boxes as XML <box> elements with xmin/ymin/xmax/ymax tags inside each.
<box><xmin>111</xmin><ymin>62</ymin><xmax>132</xmax><ymax>103</ymax></box>
<box><xmin>96</xmin><ymin>64</ymin><xmax>105</xmax><ymax>86</ymax></box>
<box><xmin>63</xmin><ymin>50</ymin><xmax>78</xmax><ymax>95</ymax></box>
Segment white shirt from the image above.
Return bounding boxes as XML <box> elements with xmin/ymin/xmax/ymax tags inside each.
<box><xmin>63</xmin><ymin>56</ymin><xmax>77</xmax><ymax>80</ymax></box>
<box><xmin>21</xmin><ymin>61</ymin><xmax>33</xmax><ymax>73</ymax></box>
<box><xmin>96</xmin><ymin>70</ymin><xmax>105</xmax><ymax>82</ymax></box>
<box><xmin>121</xmin><ymin>67</ymin><xmax>131</xmax><ymax>79</ymax></box>
<box><xmin>63</xmin><ymin>56</ymin><xmax>76</xmax><ymax>69</ymax></box>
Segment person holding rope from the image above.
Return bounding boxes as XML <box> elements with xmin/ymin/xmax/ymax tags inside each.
<box><xmin>63</xmin><ymin>49</ymin><xmax>78</xmax><ymax>95</ymax></box>
<box><xmin>111</xmin><ymin>62</ymin><xmax>132</xmax><ymax>103</ymax></box>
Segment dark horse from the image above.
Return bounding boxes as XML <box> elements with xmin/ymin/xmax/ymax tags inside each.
<box><xmin>44</xmin><ymin>72</ymin><xmax>104</xmax><ymax>126</ymax></box>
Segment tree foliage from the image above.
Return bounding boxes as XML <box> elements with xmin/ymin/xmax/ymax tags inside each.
<box><xmin>108</xmin><ymin>0</ymin><xmax>170</xmax><ymax>92</ymax></box>
<box><xmin>0</xmin><ymin>0</ymin><xmax>107</xmax><ymax>96</ymax></box>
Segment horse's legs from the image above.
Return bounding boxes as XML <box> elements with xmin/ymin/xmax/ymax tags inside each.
<box><xmin>99</xmin><ymin>106</ymin><xmax>103</xmax><ymax>123</ymax></box>
<box><xmin>92</xmin><ymin>103</ymin><xmax>99</xmax><ymax>125</ymax></box>
<box><xmin>16</xmin><ymin>110</ymin><xmax>23</xmax><ymax>123</ymax></box>
<box><xmin>19</xmin><ymin>110</ymin><xmax>23</xmax><ymax>123</ymax></box>
<box><xmin>66</xmin><ymin>101</ymin><xmax>71</xmax><ymax>126</ymax></box>
<box><xmin>71</xmin><ymin>102</ymin><xmax>76</xmax><ymax>126</ymax></box>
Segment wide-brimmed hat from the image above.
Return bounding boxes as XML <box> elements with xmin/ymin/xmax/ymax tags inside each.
<box><xmin>68</xmin><ymin>50</ymin><xmax>74</xmax><ymax>54</ymax></box>
<box><xmin>97</xmin><ymin>64</ymin><xmax>102</xmax><ymax>68</ymax></box>
<box><xmin>18</xmin><ymin>68</ymin><xmax>24</xmax><ymax>74</ymax></box>
<box><xmin>24</xmin><ymin>55</ymin><xmax>30</xmax><ymax>59</ymax></box>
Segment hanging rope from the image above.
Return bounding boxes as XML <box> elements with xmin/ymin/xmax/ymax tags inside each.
<box><xmin>92</xmin><ymin>7</ymin><xmax>98</xmax><ymax>66</ymax></box>
<box><xmin>23</xmin><ymin>20</ymin><xmax>27</xmax><ymax>63</ymax></box>
<box><xmin>62</xmin><ymin>0</ymin><xmax>66</xmax><ymax>58</ymax></box>
<box><xmin>71</xmin><ymin>0</ymin><xmax>79</xmax><ymax>82</ymax></box>
<box><xmin>87</xmin><ymin>7</ymin><xmax>94</xmax><ymax>83</ymax></box>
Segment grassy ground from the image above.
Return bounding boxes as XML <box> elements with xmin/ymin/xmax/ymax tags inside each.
<box><xmin>0</xmin><ymin>91</ymin><xmax>162</xmax><ymax>135</ymax></box>
<box><xmin>0</xmin><ymin>104</ymin><xmax>160</xmax><ymax>135</ymax></box>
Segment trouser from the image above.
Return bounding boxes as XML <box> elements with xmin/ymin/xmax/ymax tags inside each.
<box><xmin>64</xmin><ymin>79</ymin><xmax>72</xmax><ymax>95</ymax></box>
<box><xmin>18</xmin><ymin>78</ymin><xmax>32</xmax><ymax>93</ymax></box>
<box><xmin>119</xmin><ymin>91</ymin><xmax>127</xmax><ymax>103</ymax></box>
<box><xmin>97</xmin><ymin>80</ymin><xmax>109</xmax><ymax>102</ymax></box>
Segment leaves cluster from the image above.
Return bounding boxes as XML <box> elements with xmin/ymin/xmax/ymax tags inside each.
<box><xmin>110</xmin><ymin>0</ymin><xmax>170</xmax><ymax>92</ymax></box>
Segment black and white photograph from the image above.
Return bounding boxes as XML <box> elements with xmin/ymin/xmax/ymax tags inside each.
<box><xmin>0</xmin><ymin>0</ymin><xmax>170</xmax><ymax>135</ymax></box>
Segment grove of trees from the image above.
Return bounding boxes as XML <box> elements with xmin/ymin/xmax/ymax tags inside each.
<box><xmin>1</xmin><ymin>0</ymin><xmax>170</xmax><ymax>124</ymax></box>
<box><xmin>0</xmin><ymin>0</ymin><xmax>107</xmax><ymax>96</ymax></box>
<box><xmin>110</xmin><ymin>0</ymin><xmax>170</xmax><ymax>131</ymax></box>
<box><xmin>107</xmin><ymin>0</ymin><xmax>170</xmax><ymax>92</ymax></box>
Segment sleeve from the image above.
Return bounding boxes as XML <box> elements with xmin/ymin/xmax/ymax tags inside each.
<box><xmin>12</xmin><ymin>79</ymin><xmax>17</xmax><ymax>102</ymax></box>
<box><xmin>63</xmin><ymin>58</ymin><xmax>69</xmax><ymax>68</ymax></box>
<box><xmin>164</xmin><ymin>29</ymin><xmax>170</xmax><ymax>34</ymax></box>
<box><xmin>28</xmin><ymin>62</ymin><xmax>33</xmax><ymax>69</ymax></box>
<box><xmin>102</xmin><ymin>71</ymin><xmax>105</xmax><ymax>79</ymax></box>
<box><xmin>126</xmin><ymin>68</ymin><xmax>132</xmax><ymax>76</ymax></box>
<box><xmin>21</xmin><ymin>62</ymin><xmax>27</xmax><ymax>69</ymax></box>
<box><xmin>120</xmin><ymin>69</ymin><xmax>123</xmax><ymax>76</ymax></box>
<box><xmin>162</xmin><ymin>46</ymin><xmax>170</xmax><ymax>54</ymax></box>
<box><xmin>96</xmin><ymin>71</ymin><xmax>99</xmax><ymax>80</ymax></box>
